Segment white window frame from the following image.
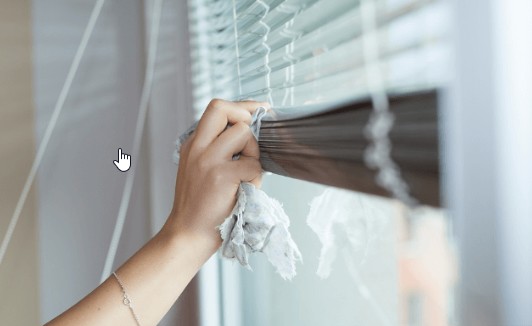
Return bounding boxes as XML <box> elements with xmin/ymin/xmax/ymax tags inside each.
<box><xmin>446</xmin><ymin>0</ymin><xmax>532</xmax><ymax>325</ymax></box>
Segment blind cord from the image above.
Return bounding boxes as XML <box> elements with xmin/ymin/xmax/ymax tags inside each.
<box><xmin>231</xmin><ymin>0</ymin><xmax>243</xmax><ymax>95</ymax></box>
<box><xmin>0</xmin><ymin>0</ymin><xmax>107</xmax><ymax>267</ymax></box>
<box><xmin>360</xmin><ymin>0</ymin><xmax>416</xmax><ymax>207</ymax></box>
<box><xmin>256</xmin><ymin>0</ymin><xmax>274</xmax><ymax>104</ymax></box>
<box><xmin>279</xmin><ymin>3</ymin><xmax>300</xmax><ymax>106</ymax></box>
<box><xmin>100</xmin><ymin>0</ymin><xmax>164</xmax><ymax>283</ymax></box>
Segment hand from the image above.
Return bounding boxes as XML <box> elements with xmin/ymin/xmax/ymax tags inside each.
<box><xmin>165</xmin><ymin>99</ymin><xmax>269</xmax><ymax>249</ymax></box>
<box><xmin>47</xmin><ymin>103</ymin><xmax>269</xmax><ymax>326</ymax></box>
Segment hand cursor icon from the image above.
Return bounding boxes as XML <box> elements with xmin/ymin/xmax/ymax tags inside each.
<box><xmin>113</xmin><ymin>148</ymin><xmax>131</xmax><ymax>172</ymax></box>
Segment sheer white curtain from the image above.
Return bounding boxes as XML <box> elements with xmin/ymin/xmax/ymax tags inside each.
<box><xmin>31</xmin><ymin>0</ymin><xmax>195</xmax><ymax>324</ymax></box>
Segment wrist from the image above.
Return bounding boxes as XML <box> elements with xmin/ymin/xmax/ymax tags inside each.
<box><xmin>159</xmin><ymin>213</ymin><xmax>221</xmax><ymax>262</ymax></box>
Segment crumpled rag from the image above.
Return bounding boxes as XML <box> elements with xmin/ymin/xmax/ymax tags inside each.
<box><xmin>174</xmin><ymin>107</ymin><xmax>301</xmax><ymax>280</ymax></box>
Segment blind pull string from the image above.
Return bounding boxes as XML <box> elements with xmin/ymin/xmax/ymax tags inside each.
<box><xmin>231</xmin><ymin>0</ymin><xmax>243</xmax><ymax>95</ymax></box>
<box><xmin>256</xmin><ymin>0</ymin><xmax>274</xmax><ymax>104</ymax></box>
<box><xmin>281</xmin><ymin>19</ymin><xmax>293</xmax><ymax>107</ymax></box>
<box><xmin>0</xmin><ymin>0</ymin><xmax>107</xmax><ymax>267</ymax></box>
<box><xmin>360</xmin><ymin>0</ymin><xmax>416</xmax><ymax>207</ymax></box>
<box><xmin>279</xmin><ymin>4</ymin><xmax>301</xmax><ymax>106</ymax></box>
<box><xmin>100</xmin><ymin>0</ymin><xmax>164</xmax><ymax>283</ymax></box>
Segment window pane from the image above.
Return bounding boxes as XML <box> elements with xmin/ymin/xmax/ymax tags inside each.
<box><xmin>237</xmin><ymin>175</ymin><xmax>457</xmax><ymax>326</ymax></box>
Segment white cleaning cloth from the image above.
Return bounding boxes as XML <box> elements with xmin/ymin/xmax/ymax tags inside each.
<box><xmin>174</xmin><ymin>108</ymin><xmax>301</xmax><ymax>280</ymax></box>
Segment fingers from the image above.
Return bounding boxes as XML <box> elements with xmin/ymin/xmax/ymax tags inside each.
<box><xmin>206</xmin><ymin>122</ymin><xmax>259</xmax><ymax>161</ymax></box>
<box><xmin>225</xmin><ymin>156</ymin><xmax>262</xmax><ymax>184</ymax></box>
<box><xmin>189</xmin><ymin>98</ymin><xmax>266</xmax><ymax>188</ymax></box>
<box><xmin>193</xmin><ymin>99</ymin><xmax>270</xmax><ymax>148</ymax></box>
<box><xmin>234</xmin><ymin>100</ymin><xmax>271</xmax><ymax>111</ymax></box>
<box><xmin>247</xmin><ymin>170</ymin><xmax>262</xmax><ymax>188</ymax></box>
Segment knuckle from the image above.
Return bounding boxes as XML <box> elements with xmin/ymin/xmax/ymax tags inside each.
<box><xmin>234</xmin><ymin>114</ymin><xmax>252</xmax><ymax>126</ymax></box>
<box><xmin>207</xmin><ymin>98</ymin><xmax>224</xmax><ymax>110</ymax></box>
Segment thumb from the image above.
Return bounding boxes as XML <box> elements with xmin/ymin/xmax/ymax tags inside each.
<box><xmin>113</xmin><ymin>160</ymin><xmax>120</xmax><ymax>168</ymax></box>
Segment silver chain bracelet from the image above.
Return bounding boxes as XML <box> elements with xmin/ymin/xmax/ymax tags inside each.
<box><xmin>113</xmin><ymin>271</ymin><xmax>142</xmax><ymax>326</ymax></box>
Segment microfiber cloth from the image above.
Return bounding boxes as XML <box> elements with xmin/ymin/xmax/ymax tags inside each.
<box><xmin>174</xmin><ymin>107</ymin><xmax>302</xmax><ymax>280</ymax></box>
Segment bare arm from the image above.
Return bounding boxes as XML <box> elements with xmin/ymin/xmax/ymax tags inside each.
<box><xmin>46</xmin><ymin>99</ymin><xmax>268</xmax><ymax>326</ymax></box>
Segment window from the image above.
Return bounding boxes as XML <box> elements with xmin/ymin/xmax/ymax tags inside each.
<box><xmin>2</xmin><ymin>0</ymin><xmax>531</xmax><ymax>325</ymax></box>
<box><xmin>187</xmin><ymin>0</ymin><xmax>456</xmax><ymax>325</ymax></box>
<box><xmin>407</xmin><ymin>292</ymin><xmax>423</xmax><ymax>326</ymax></box>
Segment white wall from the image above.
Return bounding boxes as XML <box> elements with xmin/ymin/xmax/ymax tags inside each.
<box><xmin>0</xmin><ymin>1</ymin><xmax>39</xmax><ymax>324</ymax></box>
<box><xmin>448</xmin><ymin>0</ymin><xmax>532</xmax><ymax>324</ymax></box>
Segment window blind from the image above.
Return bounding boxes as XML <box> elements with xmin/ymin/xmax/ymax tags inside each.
<box><xmin>187</xmin><ymin>0</ymin><xmax>449</xmax><ymax>206</ymax></box>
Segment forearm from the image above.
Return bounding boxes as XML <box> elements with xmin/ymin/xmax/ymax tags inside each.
<box><xmin>47</xmin><ymin>99</ymin><xmax>263</xmax><ymax>325</ymax></box>
<box><xmin>46</xmin><ymin>215</ymin><xmax>219</xmax><ymax>326</ymax></box>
